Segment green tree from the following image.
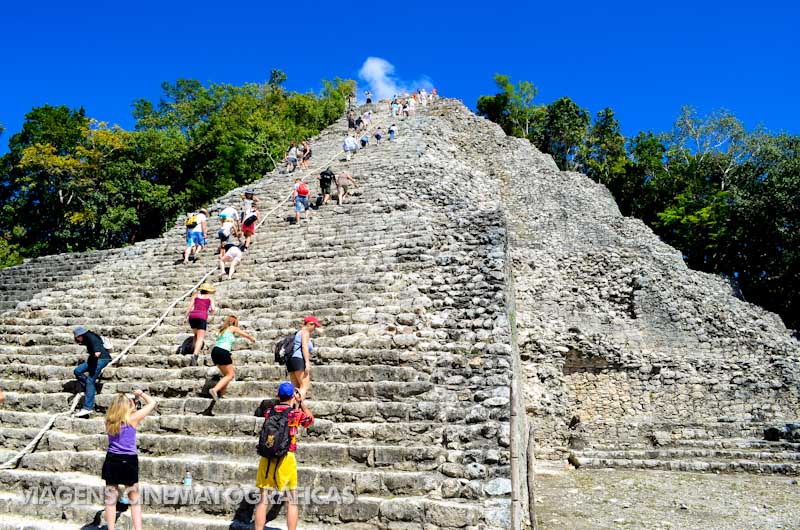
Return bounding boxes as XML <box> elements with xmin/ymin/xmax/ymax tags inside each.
<box><xmin>476</xmin><ymin>74</ymin><xmax>546</xmax><ymax>142</ymax></box>
<box><xmin>580</xmin><ymin>108</ymin><xmax>628</xmax><ymax>182</ymax></box>
<box><xmin>543</xmin><ymin>97</ymin><xmax>590</xmax><ymax>170</ymax></box>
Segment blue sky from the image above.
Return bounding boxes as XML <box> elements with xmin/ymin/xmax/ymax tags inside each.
<box><xmin>2</xmin><ymin>0</ymin><xmax>798</xmax><ymax>151</ymax></box>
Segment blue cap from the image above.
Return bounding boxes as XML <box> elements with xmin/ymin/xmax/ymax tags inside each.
<box><xmin>278</xmin><ymin>382</ymin><xmax>295</xmax><ymax>400</ymax></box>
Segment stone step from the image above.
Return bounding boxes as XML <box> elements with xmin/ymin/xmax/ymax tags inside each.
<box><xmin>42</xmin><ymin>431</ymin><xmax>480</xmax><ymax>471</ymax></box>
<box><xmin>587</xmin><ymin>437</ymin><xmax>800</xmax><ymax>452</ymax></box>
<box><xmin>3</xmin><ymin>394</ymin><xmax>482</xmax><ymax>425</ymax></box>
<box><xmin>17</xmin><ymin>450</ymin><xmax>492</xmax><ymax>500</ymax></box>
<box><xmin>0</xmin><ymin>345</ymin><xmax>440</xmax><ymax>369</ymax></box>
<box><xmin>0</xmin><ymin>379</ymin><xmax>437</xmax><ymax>402</ymax></box>
<box><xmin>1</xmin><ymin>363</ymin><xmax>429</xmax><ymax>384</ymax></box>
<box><xmin>576</xmin><ymin>447</ymin><xmax>800</xmax><ymax>462</ymax></box>
<box><xmin>0</xmin><ymin>470</ymin><xmax>496</xmax><ymax>529</ymax></box>
<box><xmin>573</xmin><ymin>455</ymin><xmax>800</xmax><ymax>474</ymax></box>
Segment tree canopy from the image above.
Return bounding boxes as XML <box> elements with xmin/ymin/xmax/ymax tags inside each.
<box><xmin>0</xmin><ymin>73</ymin><xmax>354</xmax><ymax>263</ymax></box>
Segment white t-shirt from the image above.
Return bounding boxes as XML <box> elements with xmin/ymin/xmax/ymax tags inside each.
<box><xmin>190</xmin><ymin>213</ymin><xmax>206</xmax><ymax>233</ymax></box>
<box><xmin>220</xmin><ymin>206</ymin><xmax>238</xmax><ymax>220</ymax></box>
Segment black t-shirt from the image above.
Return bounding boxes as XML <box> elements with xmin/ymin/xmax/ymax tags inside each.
<box><xmin>319</xmin><ymin>170</ymin><xmax>335</xmax><ymax>186</ymax></box>
<box><xmin>83</xmin><ymin>331</ymin><xmax>111</xmax><ymax>366</ymax></box>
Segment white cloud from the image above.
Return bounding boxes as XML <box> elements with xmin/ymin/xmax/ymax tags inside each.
<box><xmin>357</xmin><ymin>57</ymin><xmax>433</xmax><ymax>102</ymax></box>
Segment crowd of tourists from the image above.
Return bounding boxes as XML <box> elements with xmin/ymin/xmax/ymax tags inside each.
<box><xmin>71</xmin><ymin>309</ymin><xmax>321</xmax><ymax>530</ymax></box>
<box><xmin>55</xmin><ymin>92</ymin><xmax>440</xmax><ymax>530</ymax></box>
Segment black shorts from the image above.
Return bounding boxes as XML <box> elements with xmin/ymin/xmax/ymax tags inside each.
<box><xmin>188</xmin><ymin>318</ymin><xmax>207</xmax><ymax>331</ymax></box>
<box><xmin>321</xmin><ymin>181</ymin><xmax>332</xmax><ymax>195</ymax></box>
<box><xmin>286</xmin><ymin>356</ymin><xmax>305</xmax><ymax>373</ymax></box>
<box><xmin>102</xmin><ymin>452</ymin><xmax>139</xmax><ymax>486</ymax></box>
<box><xmin>211</xmin><ymin>346</ymin><xmax>233</xmax><ymax>366</ymax></box>
<box><xmin>303</xmin><ymin>151</ymin><xmax>312</xmax><ymax>161</ymax></box>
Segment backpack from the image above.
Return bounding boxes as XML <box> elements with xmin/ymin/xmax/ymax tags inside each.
<box><xmin>297</xmin><ymin>183</ymin><xmax>309</xmax><ymax>196</ymax></box>
<box><xmin>102</xmin><ymin>336</ymin><xmax>114</xmax><ymax>351</ymax></box>
<box><xmin>273</xmin><ymin>335</ymin><xmax>295</xmax><ymax>365</ymax></box>
<box><xmin>185</xmin><ymin>215</ymin><xmax>198</xmax><ymax>229</ymax></box>
<box><xmin>256</xmin><ymin>406</ymin><xmax>292</xmax><ymax>458</ymax></box>
<box><xmin>218</xmin><ymin>227</ymin><xmax>231</xmax><ymax>241</ymax></box>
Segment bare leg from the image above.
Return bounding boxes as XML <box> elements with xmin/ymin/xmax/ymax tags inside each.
<box><xmin>228</xmin><ymin>258</ymin><xmax>240</xmax><ymax>279</ymax></box>
<box><xmin>104</xmin><ymin>485</ymin><xmax>119</xmax><ymax>530</ymax></box>
<box><xmin>212</xmin><ymin>364</ymin><xmax>235</xmax><ymax>396</ymax></box>
<box><xmin>127</xmin><ymin>484</ymin><xmax>142</xmax><ymax>530</ymax></box>
<box><xmin>254</xmin><ymin>489</ymin><xmax>268</xmax><ymax>530</ymax></box>
<box><xmin>286</xmin><ymin>491</ymin><xmax>299</xmax><ymax>530</ymax></box>
<box><xmin>192</xmin><ymin>330</ymin><xmax>205</xmax><ymax>357</ymax></box>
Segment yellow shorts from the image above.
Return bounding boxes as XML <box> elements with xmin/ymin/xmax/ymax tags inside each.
<box><xmin>256</xmin><ymin>452</ymin><xmax>297</xmax><ymax>491</ymax></box>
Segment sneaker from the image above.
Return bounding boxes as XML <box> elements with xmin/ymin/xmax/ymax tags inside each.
<box><xmin>209</xmin><ymin>389</ymin><xmax>218</xmax><ymax>401</ymax></box>
<box><xmin>74</xmin><ymin>409</ymin><xmax>93</xmax><ymax>418</ymax></box>
<box><xmin>189</xmin><ymin>354</ymin><xmax>198</xmax><ymax>367</ymax></box>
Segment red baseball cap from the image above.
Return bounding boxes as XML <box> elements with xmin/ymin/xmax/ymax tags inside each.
<box><xmin>304</xmin><ymin>315</ymin><xmax>322</xmax><ymax>328</ymax></box>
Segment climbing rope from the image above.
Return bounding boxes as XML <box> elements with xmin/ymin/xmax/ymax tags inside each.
<box><xmin>0</xmin><ymin>394</ymin><xmax>82</xmax><ymax>469</ymax></box>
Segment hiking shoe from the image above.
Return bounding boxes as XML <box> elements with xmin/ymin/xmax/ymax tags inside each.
<box><xmin>209</xmin><ymin>389</ymin><xmax>218</xmax><ymax>401</ymax></box>
<box><xmin>189</xmin><ymin>354</ymin><xmax>198</xmax><ymax>367</ymax></box>
<box><xmin>74</xmin><ymin>409</ymin><xmax>93</xmax><ymax>418</ymax></box>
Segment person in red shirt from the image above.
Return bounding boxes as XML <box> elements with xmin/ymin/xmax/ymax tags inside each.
<box><xmin>254</xmin><ymin>382</ymin><xmax>314</xmax><ymax>530</ymax></box>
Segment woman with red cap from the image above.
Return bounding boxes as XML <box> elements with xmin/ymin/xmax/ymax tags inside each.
<box><xmin>287</xmin><ymin>315</ymin><xmax>321</xmax><ymax>399</ymax></box>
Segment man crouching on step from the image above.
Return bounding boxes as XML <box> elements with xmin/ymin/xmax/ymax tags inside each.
<box><xmin>254</xmin><ymin>382</ymin><xmax>314</xmax><ymax>530</ymax></box>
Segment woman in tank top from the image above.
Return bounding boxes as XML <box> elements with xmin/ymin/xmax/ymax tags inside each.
<box><xmin>287</xmin><ymin>315</ymin><xmax>322</xmax><ymax>400</ymax></box>
<box><xmin>101</xmin><ymin>389</ymin><xmax>157</xmax><ymax>530</ymax></box>
<box><xmin>209</xmin><ymin>315</ymin><xmax>256</xmax><ymax>401</ymax></box>
<box><xmin>185</xmin><ymin>283</ymin><xmax>216</xmax><ymax>365</ymax></box>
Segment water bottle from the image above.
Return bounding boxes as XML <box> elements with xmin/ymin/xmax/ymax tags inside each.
<box><xmin>120</xmin><ymin>490</ymin><xmax>130</xmax><ymax>505</ymax></box>
<box><xmin>183</xmin><ymin>471</ymin><xmax>193</xmax><ymax>487</ymax></box>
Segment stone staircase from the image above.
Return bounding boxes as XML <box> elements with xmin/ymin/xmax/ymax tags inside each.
<box><xmin>0</xmin><ymin>101</ymin><xmax>516</xmax><ymax>529</ymax></box>
<box><xmin>2</xmin><ymin>96</ymin><xmax>799</xmax><ymax>529</ymax></box>
<box><xmin>568</xmin><ymin>420</ymin><xmax>800</xmax><ymax>475</ymax></box>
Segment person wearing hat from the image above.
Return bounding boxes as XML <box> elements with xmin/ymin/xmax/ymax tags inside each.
<box><xmin>183</xmin><ymin>208</ymin><xmax>209</xmax><ymax>265</ymax></box>
<box><xmin>73</xmin><ymin>326</ymin><xmax>113</xmax><ymax>417</ymax></box>
<box><xmin>288</xmin><ymin>316</ymin><xmax>322</xmax><ymax>400</ymax></box>
<box><xmin>254</xmin><ymin>381</ymin><xmax>314</xmax><ymax>530</ymax></box>
<box><xmin>185</xmin><ymin>283</ymin><xmax>217</xmax><ymax>365</ymax></box>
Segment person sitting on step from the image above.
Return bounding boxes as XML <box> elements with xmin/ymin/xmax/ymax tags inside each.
<box><xmin>101</xmin><ymin>390</ymin><xmax>157</xmax><ymax>530</ymax></box>
<box><xmin>209</xmin><ymin>315</ymin><xmax>256</xmax><ymax>401</ymax></box>
<box><xmin>185</xmin><ymin>283</ymin><xmax>217</xmax><ymax>366</ymax></box>
<box><xmin>73</xmin><ymin>326</ymin><xmax>113</xmax><ymax>418</ymax></box>
<box><xmin>287</xmin><ymin>315</ymin><xmax>322</xmax><ymax>400</ymax></box>
<box><xmin>254</xmin><ymin>382</ymin><xmax>314</xmax><ymax>530</ymax></box>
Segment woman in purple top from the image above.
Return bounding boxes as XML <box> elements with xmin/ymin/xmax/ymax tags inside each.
<box><xmin>101</xmin><ymin>389</ymin><xmax>157</xmax><ymax>530</ymax></box>
<box><xmin>185</xmin><ymin>283</ymin><xmax>216</xmax><ymax>365</ymax></box>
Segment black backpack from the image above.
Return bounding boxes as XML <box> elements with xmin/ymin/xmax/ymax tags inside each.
<box><xmin>273</xmin><ymin>335</ymin><xmax>295</xmax><ymax>365</ymax></box>
<box><xmin>257</xmin><ymin>406</ymin><xmax>292</xmax><ymax>458</ymax></box>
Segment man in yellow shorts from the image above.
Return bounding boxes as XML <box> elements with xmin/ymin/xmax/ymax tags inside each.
<box><xmin>254</xmin><ymin>382</ymin><xmax>314</xmax><ymax>530</ymax></box>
